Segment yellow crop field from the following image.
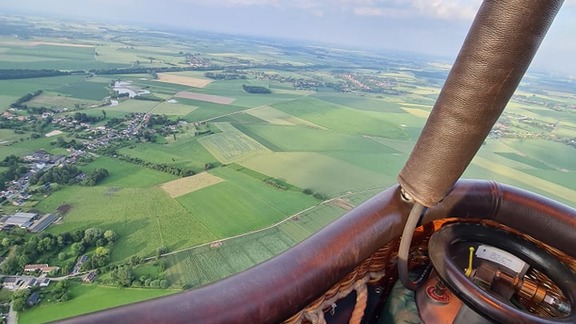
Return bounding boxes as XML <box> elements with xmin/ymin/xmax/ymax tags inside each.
<box><xmin>161</xmin><ymin>172</ymin><xmax>225</xmax><ymax>198</ymax></box>
<box><xmin>157</xmin><ymin>73</ymin><xmax>213</xmax><ymax>88</ymax></box>
<box><xmin>402</xmin><ymin>107</ymin><xmax>430</xmax><ymax>118</ymax></box>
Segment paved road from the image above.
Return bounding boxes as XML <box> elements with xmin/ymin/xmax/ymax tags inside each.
<box><xmin>7</xmin><ymin>302</ymin><xmax>17</xmax><ymax>324</ymax></box>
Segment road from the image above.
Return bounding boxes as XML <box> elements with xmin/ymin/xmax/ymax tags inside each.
<box><xmin>7</xmin><ymin>302</ymin><xmax>17</xmax><ymax>324</ymax></box>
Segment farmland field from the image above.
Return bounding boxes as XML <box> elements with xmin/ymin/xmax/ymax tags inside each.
<box><xmin>198</xmin><ymin>122</ymin><xmax>270</xmax><ymax>164</ymax></box>
<box><xmin>118</xmin><ymin>138</ymin><xmax>219</xmax><ymax>172</ymax></box>
<box><xmin>176</xmin><ymin>166</ymin><xmax>317</xmax><ymax>237</ymax></box>
<box><xmin>157</xmin><ymin>73</ymin><xmax>213</xmax><ymax>88</ymax></box>
<box><xmin>150</xmin><ymin>100</ymin><xmax>198</xmax><ymax>116</ymax></box>
<box><xmin>56</xmin><ymin>80</ymin><xmax>111</xmax><ymax>101</ymax></box>
<box><xmin>246</xmin><ymin>105</ymin><xmax>326</xmax><ymax>128</ymax></box>
<box><xmin>240</xmin><ymin>152</ymin><xmax>392</xmax><ymax>196</ymax></box>
<box><xmin>161</xmin><ymin>172</ymin><xmax>225</xmax><ymax>198</ymax></box>
<box><xmin>175</xmin><ymin>91</ymin><xmax>236</xmax><ymax>104</ymax></box>
<box><xmin>39</xmin><ymin>184</ymin><xmax>218</xmax><ymax>261</ymax></box>
<box><xmin>164</xmin><ymin>189</ymin><xmax>377</xmax><ymax>288</ymax></box>
<box><xmin>80</xmin><ymin>156</ymin><xmax>178</xmax><ymax>188</ymax></box>
<box><xmin>19</xmin><ymin>283</ymin><xmax>177</xmax><ymax>324</ymax></box>
<box><xmin>272</xmin><ymin>97</ymin><xmax>409</xmax><ymax>139</ymax></box>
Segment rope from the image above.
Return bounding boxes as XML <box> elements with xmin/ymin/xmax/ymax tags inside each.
<box><xmin>303</xmin><ymin>308</ymin><xmax>326</xmax><ymax>324</ymax></box>
<box><xmin>349</xmin><ymin>281</ymin><xmax>368</xmax><ymax>324</ymax></box>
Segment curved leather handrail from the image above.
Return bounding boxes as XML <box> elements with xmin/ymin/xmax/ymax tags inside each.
<box><xmin>60</xmin><ymin>180</ymin><xmax>576</xmax><ymax>323</ymax></box>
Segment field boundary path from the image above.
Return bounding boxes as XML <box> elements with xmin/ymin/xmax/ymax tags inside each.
<box><xmin>145</xmin><ymin>187</ymin><xmax>384</xmax><ymax>262</ymax></box>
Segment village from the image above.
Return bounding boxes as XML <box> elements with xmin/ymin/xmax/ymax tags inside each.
<box><xmin>0</xmin><ymin>105</ymin><xmax>183</xmax><ymax>209</ymax></box>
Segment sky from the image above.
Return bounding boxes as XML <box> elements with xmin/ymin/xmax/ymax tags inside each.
<box><xmin>2</xmin><ymin>0</ymin><xmax>576</xmax><ymax>74</ymax></box>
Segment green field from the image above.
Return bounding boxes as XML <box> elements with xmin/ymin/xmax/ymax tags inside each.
<box><xmin>0</xmin><ymin>44</ymin><xmax>124</xmax><ymax>70</ymax></box>
<box><xmin>150</xmin><ymin>100</ymin><xmax>198</xmax><ymax>116</ymax></box>
<box><xmin>240</xmin><ymin>152</ymin><xmax>391</xmax><ymax>196</ymax></box>
<box><xmin>18</xmin><ymin>283</ymin><xmax>177</xmax><ymax>324</ymax></box>
<box><xmin>107</xmin><ymin>99</ymin><xmax>161</xmax><ymax>114</ymax></box>
<box><xmin>80</xmin><ymin>156</ymin><xmax>178</xmax><ymax>188</ymax></box>
<box><xmin>39</xmin><ymin>185</ymin><xmax>216</xmax><ymax>261</ymax></box>
<box><xmin>239</xmin><ymin>124</ymin><xmax>399</xmax><ymax>153</ymax></box>
<box><xmin>56</xmin><ymin>80</ymin><xmax>111</xmax><ymax>101</ymax></box>
<box><xmin>272</xmin><ymin>97</ymin><xmax>408</xmax><ymax>139</ymax></box>
<box><xmin>118</xmin><ymin>137</ymin><xmax>219</xmax><ymax>172</ymax></box>
<box><xmin>0</xmin><ymin>135</ymin><xmax>66</xmax><ymax>160</ymax></box>
<box><xmin>0</xmin><ymin>75</ymin><xmax>92</xmax><ymax>111</ymax></box>
<box><xmin>176</xmin><ymin>166</ymin><xmax>317</xmax><ymax>237</ymax></box>
<box><xmin>198</xmin><ymin>122</ymin><xmax>270</xmax><ymax>164</ymax></box>
<box><xmin>164</xmin><ymin>198</ymin><xmax>362</xmax><ymax>287</ymax></box>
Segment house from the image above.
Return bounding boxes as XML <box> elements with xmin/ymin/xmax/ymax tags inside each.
<box><xmin>83</xmin><ymin>271</ymin><xmax>98</xmax><ymax>283</ymax></box>
<box><xmin>2</xmin><ymin>277</ymin><xmax>23</xmax><ymax>290</ymax></box>
<box><xmin>25</xmin><ymin>278</ymin><xmax>38</xmax><ymax>289</ymax></box>
<box><xmin>24</xmin><ymin>264</ymin><xmax>49</xmax><ymax>273</ymax></box>
<box><xmin>23</xmin><ymin>264</ymin><xmax>59</xmax><ymax>274</ymax></box>
<box><xmin>23</xmin><ymin>150</ymin><xmax>52</xmax><ymax>163</ymax></box>
<box><xmin>27</xmin><ymin>292</ymin><xmax>40</xmax><ymax>306</ymax></box>
<box><xmin>39</xmin><ymin>278</ymin><xmax>50</xmax><ymax>287</ymax></box>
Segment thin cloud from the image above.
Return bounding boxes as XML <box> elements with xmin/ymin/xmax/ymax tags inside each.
<box><xmin>167</xmin><ymin>0</ymin><xmax>481</xmax><ymax>20</ymax></box>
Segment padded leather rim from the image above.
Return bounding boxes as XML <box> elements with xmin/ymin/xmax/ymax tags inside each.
<box><xmin>428</xmin><ymin>223</ymin><xmax>576</xmax><ymax>324</ymax></box>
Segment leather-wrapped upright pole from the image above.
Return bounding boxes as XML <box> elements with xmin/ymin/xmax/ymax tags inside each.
<box><xmin>398</xmin><ymin>0</ymin><xmax>564</xmax><ymax>207</ymax></box>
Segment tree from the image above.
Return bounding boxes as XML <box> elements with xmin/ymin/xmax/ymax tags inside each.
<box><xmin>159</xmin><ymin>279</ymin><xmax>169</xmax><ymax>289</ymax></box>
<box><xmin>156</xmin><ymin>246</ymin><xmax>168</xmax><ymax>258</ymax></box>
<box><xmin>38</xmin><ymin>237</ymin><xmax>55</xmax><ymax>252</ymax></box>
<box><xmin>84</xmin><ymin>227</ymin><xmax>103</xmax><ymax>246</ymax></box>
<box><xmin>129</xmin><ymin>255</ymin><xmax>142</xmax><ymax>266</ymax></box>
<box><xmin>71</xmin><ymin>242</ymin><xmax>85</xmax><ymax>256</ymax></box>
<box><xmin>111</xmin><ymin>265</ymin><xmax>135</xmax><ymax>287</ymax></box>
<box><xmin>103</xmin><ymin>230</ymin><xmax>117</xmax><ymax>243</ymax></box>
<box><xmin>101</xmin><ymin>110</ymin><xmax>107</xmax><ymax>119</ymax></box>
<box><xmin>12</xmin><ymin>289</ymin><xmax>31</xmax><ymax>311</ymax></box>
<box><xmin>58</xmin><ymin>252</ymin><xmax>68</xmax><ymax>261</ymax></box>
<box><xmin>95</xmin><ymin>246</ymin><xmax>110</xmax><ymax>257</ymax></box>
<box><xmin>0</xmin><ymin>254</ymin><xmax>18</xmax><ymax>274</ymax></box>
<box><xmin>1</xmin><ymin>237</ymin><xmax>10</xmax><ymax>248</ymax></box>
<box><xmin>18</xmin><ymin>254</ymin><xmax>31</xmax><ymax>268</ymax></box>
<box><xmin>72</xmin><ymin>230</ymin><xmax>84</xmax><ymax>242</ymax></box>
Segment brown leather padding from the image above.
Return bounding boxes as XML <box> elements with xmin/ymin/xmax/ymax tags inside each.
<box><xmin>398</xmin><ymin>0</ymin><xmax>564</xmax><ymax>207</ymax></box>
<box><xmin>59</xmin><ymin>180</ymin><xmax>575</xmax><ymax>324</ymax></box>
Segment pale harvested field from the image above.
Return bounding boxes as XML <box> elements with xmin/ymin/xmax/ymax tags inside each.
<box><xmin>329</xmin><ymin>198</ymin><xmax>355</xmax><ymax>211</ymax></box>
<box><xmin>402</xmin><ymin>107</ymin><xmax>430</xmax><ymax>118</ymax></box>
<box><xmin>161</xmin><ymin>172</ymin><xmax>225</xmax><ymax>198</ymax></box>
<box><xmin>156</xmin><ymin>73</ymin><xmax>213</xmax><ymax>88</ymax></box>
<box><xmin>175</xmin><ymin>91</ymin><xmax>236</xmax><ymax>105</ymax></box>
<box><xmin>247</xmin><ymin>106</ymin><xmax>327</xmax><ymax>129</ymax></box>
<box><xmin>45</xmin><ymin>130</ymin><xmax>64</xmax><ymax>137</ymax></box>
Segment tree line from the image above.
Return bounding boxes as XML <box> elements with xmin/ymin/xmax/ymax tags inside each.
<box><xmin>30</xmin><ymin>165</ymin><xmax>109</xmax><ymax>187</ymax></box>
<box><xmin>10</xmin><ymin>90</ymin><xmax>43</xmax><ymax>108</ymax></box>
<box><xmin>242</xmin><ymin>84</ymin><xmax>272</xmax><ymax>94</ymax></box>
<box><xmin>0</xmin><ymin>69</ymin><xmax>70</xmax><ymax>80</ymax></box>
<box><xmin>113</xmin><ymin>154</ymin><xmax>196</xmax><ymax>177</ymax></box>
